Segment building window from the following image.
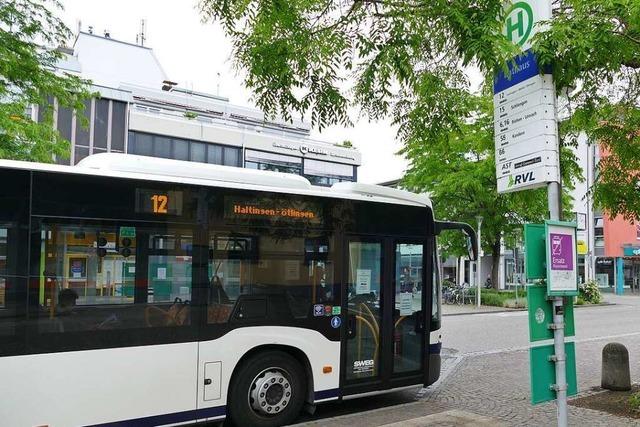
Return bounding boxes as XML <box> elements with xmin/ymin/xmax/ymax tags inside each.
<box><xmin>74</xmin><ymin>146</ymin><xmax>90</xmax><ymax>163</ymax></box>
<box><xmin>207</xmin><ymin>145</ymin><xmax>223</xmax><ymax>164</ymax></box>
<box><xmin>37</xmin><ymin>96</ymin><xmax>54</xmax><ymax>123</ymax></box>
<box><xmin>173</xmin><ymin>139</ymin><xmax>189</xmax><ymax>161</ymax></box>
<box><xmin>111</xmin><ymin>101</ymin><xmax>126</xmax><ymax>152</ymax></box>
<box><xmin>303</xmin><ymin>158</ymin><xmax>355</xmax><ymax>186</ymax></box>
<box><xmin>127</xmin><ymin>131</ymin><xmax>241</xmax><ymax>167</ymax></box>
<box><xmin>594</xmin><ymin>216</ymin><xmax>604</xmax><ymax>247</ymax></box>
<box><xmin>75</xmin><ymin>100</ymin><xmax>91</xmax><ymax>149</ymax></box>
<box><xmin>245</xmin><ymin>149</ymin><xmax>302</xmax><ymax>175</ymax></box>
<box><xmin>55</xmin><ymin>105</ymin><xmax>73</xmax><ymax>165</ymax></box>
<box><xmin>93</xmin><ymin>99</ymin><xmax>109</xmax><ymax>150</ymax></box>
<box><xmin>191</xmin><ymin>142</ymin><xmax>206</xmax><ymax>162</ymax></box>
<box><xmin>223</xmin><ymin>146</ymin><xmax>240</xmax><ymax>167</ymax></box>
<box><xmin>153</xmin><ymin>136</ymin><xmax>172</xmax><ymax>159</ymax></box>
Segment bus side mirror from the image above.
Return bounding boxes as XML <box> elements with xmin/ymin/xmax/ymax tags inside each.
<box><xmin>434</xmin><ymin>221</ymin><xmax>477</xmax><ymax>261</ymax></box>
<box><xmin>463</xmin><ymin>229</ymin><xmax>477</xmax><ymax>262</ymax></box>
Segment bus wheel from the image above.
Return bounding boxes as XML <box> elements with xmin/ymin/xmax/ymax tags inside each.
<box><xmin>229</xmin><ymin>350</ymin><xmax>306</xmax><ymax>427</ymax></box>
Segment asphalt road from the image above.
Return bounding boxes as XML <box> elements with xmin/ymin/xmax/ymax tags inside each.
<box><xmin>441</xmin><ymin>293</ymin><xmax>640</xmax><ymax>355</ymax></box>
<box><xmin>292</xmin><ymin>293</ymin><xmax>640</xmax><ymax>425</ymax></box>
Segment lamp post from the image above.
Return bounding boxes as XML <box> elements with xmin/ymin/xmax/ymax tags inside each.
<box><xmin>476</xmin><ymin>215</ymin><xmax>483</xmax><ymax>308</ymax></box>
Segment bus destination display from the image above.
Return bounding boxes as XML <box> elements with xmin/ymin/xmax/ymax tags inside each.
<box><xmin>224</xmin><ymin>196</ymin><xmax>322</xmax><ymax>224</ymax></box>
<box><xmin>135</xmin><ymin>189</ymin><xmax>183</xmax><ymax>215</ymax></box>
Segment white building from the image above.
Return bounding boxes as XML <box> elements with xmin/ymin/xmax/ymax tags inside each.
<box><xmin>43</xmin><ymin>30</ymin><xmax>361</xmax><ymax>186</ymax></box>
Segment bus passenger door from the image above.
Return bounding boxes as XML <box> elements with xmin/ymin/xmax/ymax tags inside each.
<box><xmin>344</xmin><ymin>239</ymin><xmax>384</xmax><ymax>387</ymax></box>
<box><xmin>390</xmin><ymin>242</ymin><xmax>425</xmax><ymax>380</ymax></box>
<box><xmin>343</xmin><ymin>238</ymin><xmax>426</xmax><ymax>393</ymax></box>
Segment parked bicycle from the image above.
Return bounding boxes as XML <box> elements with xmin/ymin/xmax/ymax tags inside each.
<box><xmin>443</xmin><ymin>281</ymin><xmax>471</xmax><ymax>305</ymax></box>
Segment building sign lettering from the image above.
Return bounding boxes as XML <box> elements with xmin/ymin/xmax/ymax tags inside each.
<box><xmin>272</xmin><ymin>142</ymin><xmax>356</xmax><ymax>161</ymax></box>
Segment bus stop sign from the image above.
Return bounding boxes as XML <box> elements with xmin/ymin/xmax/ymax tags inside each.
<box><xmin>530</xmin><ymin>342</ymin><xmax>578</xmax><ymax>404</ymax></box>
<box><xmin>527</xmin><ymin>285</ymin><xmax>574</xmax><ymax>342</ymax></box>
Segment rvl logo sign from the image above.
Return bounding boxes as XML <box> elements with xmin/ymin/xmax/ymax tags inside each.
<box><xmin>508</xmin><ymin>171</ymin><xmax>536</xmax><ymax>187</ymax></box>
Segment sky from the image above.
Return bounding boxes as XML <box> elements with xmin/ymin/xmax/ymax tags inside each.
<box><xmin>58</xmin><ymin>0</ymin><xmax>407</xmax><ymax>184</ymax></box>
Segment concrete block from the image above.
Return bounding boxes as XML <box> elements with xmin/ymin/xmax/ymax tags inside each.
<box><xmin>601</xmin><ymin>342</ymin><xmax>631</xmax><ymax>391</ymax></box>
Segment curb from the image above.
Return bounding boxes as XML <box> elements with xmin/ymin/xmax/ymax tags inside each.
<box><xmin>443</xmin><ymin>308</ymin><xmax>522</xmax><ymax>317</ymax></box>
<box><xmin>575</xmin><ymin>302</ymin><xmax>615</xmax><ymax>308</ymax></box>
<box><xmin>443</xmin><ymin>302</ymin><xmax>615</xmax><ymax>317</ymax></box>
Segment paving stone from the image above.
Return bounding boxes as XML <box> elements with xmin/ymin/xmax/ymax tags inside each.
<box><xmin>379</xmin><ymin>409</ymin><xmax>505</xmax><ymax>427</ymax></box>
<box><xmin>420</xmin><ymin>335</ymin><xmax>640</xmax><ymax>426</ymax></box>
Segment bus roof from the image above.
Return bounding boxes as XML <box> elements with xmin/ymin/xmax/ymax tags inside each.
<box><xmin>0</xmin><ymin>153</ymin><xmax>432</xmax><ymax>208</ymax></box>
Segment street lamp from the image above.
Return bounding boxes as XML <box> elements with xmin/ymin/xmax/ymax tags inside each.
<box><xmin>476</xmin><ymin>215</ymin><xmax>483</xmax><ymax>308</ymax></box>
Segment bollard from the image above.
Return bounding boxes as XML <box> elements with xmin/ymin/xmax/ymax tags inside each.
<box><xmin>601</xmin><ymin>342</ymin><xmax>631</xmax><ymax>391</ymax></box>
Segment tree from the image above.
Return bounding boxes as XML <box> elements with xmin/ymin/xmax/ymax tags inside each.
<box><xmin>402</xmin><ymin>92</ymin><xmax>578</xmax><ymax>287</ymax></box>
<box><xmin>202</xmin><ymin>1</ymin><xmax>640</xmax><ymax>217</ymax></box>
<box><xmin>0</xmin><ymin>0</ymin><xmax>92</xmax><ymax>162</ymax></box>
<box><xmin>336</xmin><ymin>139</ymin><xmax>353</xmax><ymax>148</ymax></box>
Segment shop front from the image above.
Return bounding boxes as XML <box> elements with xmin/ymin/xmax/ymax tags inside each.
<box><xmin>620</xmin><ymin>246</ymin><xmax>640</xmax><ymax>294</ymax></box>
<box><xmin>595</xmin><ymin>257</ymin><xmax>615</xmax><ymax>291</ymax></box>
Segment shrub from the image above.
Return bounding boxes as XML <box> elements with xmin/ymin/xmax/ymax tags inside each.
<box><xmin>465</xmin><ymin>288</ymin><xmax>526</xmax><ymax>307</ymax></box>
<box><xmin>579</xmin><ymin>280</ymin><xmax>602</xmax><ymax>304</ymax></box>
<box><xmin>629</xmin><ymin>391</ymin><xmax>640</xmax><ymax>412</ymax></box>
<box><xmin>442</xmin><ymin>280</ymin><xmax>455</xmax><ymax>290</ymax></box>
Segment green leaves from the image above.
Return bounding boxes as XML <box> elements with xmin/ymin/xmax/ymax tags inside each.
<box><xmin>0</xmin><ymin>0</ymin><xmax>93</xmax><ymax>163</ymax></box>
<box><xmin>203</xmin><ymin>0</ymin><xmax>640</xmax><ymax>220</ymax></box>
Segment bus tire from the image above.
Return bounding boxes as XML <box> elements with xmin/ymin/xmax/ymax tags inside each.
<box><xmin>228</xmin><ymin>350</ymin><xmax>306</xmax><ymax>427</ymax></box>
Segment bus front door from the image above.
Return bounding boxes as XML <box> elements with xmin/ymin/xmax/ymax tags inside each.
<box><xmin>343</xmin><ymin>238</ymin><xmax>426</xmax><ymax>394</ymax></box>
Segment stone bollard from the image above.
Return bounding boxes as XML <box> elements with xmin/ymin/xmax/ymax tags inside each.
<box><xmin>601</xmin><ymin>342</ymin><xmax>631</xmax><ymax>391</ymax></box>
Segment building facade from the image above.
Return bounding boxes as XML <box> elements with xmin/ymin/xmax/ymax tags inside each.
<box><xmin>41</xmin><ymin>31</ymin><xmax>360</xmax><ymax>186</ymax></box>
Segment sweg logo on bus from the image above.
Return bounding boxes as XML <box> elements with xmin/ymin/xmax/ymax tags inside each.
<box><xmin>508</xmin><ymin>171</ymin><xmax>536</xmax><ymax>187</ymax></box>
<box><xmin>353</xmin><ymin>359</ymin><xmax>374</xmax><ymax>368</ymax></box>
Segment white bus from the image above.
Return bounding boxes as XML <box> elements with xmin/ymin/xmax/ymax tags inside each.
<box><xmin>0</xmin><ymin>154</ymin><xmax>475</xmax><ymax>427</ymax></box>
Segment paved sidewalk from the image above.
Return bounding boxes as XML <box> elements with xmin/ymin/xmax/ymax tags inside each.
<box><xmin>296</xmin><ymin>334</ymin><xmax>640</xmax><ymax>426</ymax></box>
<box><xmin>420</xmin><ymin>334</ymin><xmax>640</xmax><ymax>426</ymax></box>
<box><xmin>380</xmin><ymin>410</ymin><xmax>506</xmax><ymax>426</ymax></box>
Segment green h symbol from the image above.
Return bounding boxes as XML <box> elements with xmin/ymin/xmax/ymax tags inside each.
<box><xmin>504</xmin><ymin>2</ymin><xmax>534</xmax><ymax>46</ymax></box>
<box><xmin>506</xmin><ymin>10</ymin><xmax>525</xmax><ymax>42</ymax></box>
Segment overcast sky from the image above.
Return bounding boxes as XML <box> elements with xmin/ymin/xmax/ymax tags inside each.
<box><xmin>59</xmin><ymin>0</ymin><xmax>407</xmax><ymax>184</ymax></box>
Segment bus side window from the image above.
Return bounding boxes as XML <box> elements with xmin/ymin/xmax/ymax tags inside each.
<box><xmin>207</xmin><ymin>231</ymin><xmax>336</xmax><ymax>324</ymax></box>
<box><xmin>37</xmin><ymin>224</ymin><xmax>137</xmax><ymax>333</ymax></box>
<box><xmin>35</xmin><ymin>223</ymin><xmax>194</xmax><ymax>333</ymax></box>
<box><xmin>0</xmin><ymin>224</ymin><xmax>24</xmax><ymax>341</ymax></box>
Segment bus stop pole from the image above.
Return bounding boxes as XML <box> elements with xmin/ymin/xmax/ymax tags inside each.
<box><xmin>476</xmin><ymin>216</ymin><xmax>483</xmax><ymax>308</ymax></box>
<box><xmin>548</xmin><ymin>180</ymin><xmax>568</xmax><ymax>427</ymax></box>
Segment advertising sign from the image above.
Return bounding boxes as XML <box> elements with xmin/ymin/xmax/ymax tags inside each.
<box><xmin>577</xmin><ymin>231</ymin><xmax>588</xmax><ymax>255</ymax></box>
<box><xmin>623</xmin><ymin>246</ymin><xmax>640</xmax><ymax>256</ymax></box>
<box><xmin>545</xmin><ymin>221</ymin><xmax>578</xmax><ymax>296</ymax></box>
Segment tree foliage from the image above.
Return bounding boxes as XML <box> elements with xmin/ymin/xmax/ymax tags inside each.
<box><xmin>200</xmin><ymin>0</ymin><xmax>640</xmax><ymax>225</ymax></box>
<box><xmin>0</xmin><ymin>0</ymin><xmax>92</xmax><ymax>162</ymax></box>
<box><xmin>401</xmin><ymin>91</ymin><xmax>578</xmax><ymax>285</ymax></box>
<box><xmin>535</xmin><ymin>0</ymin><xmax>640</xmax><ymax>220</ymax></box>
